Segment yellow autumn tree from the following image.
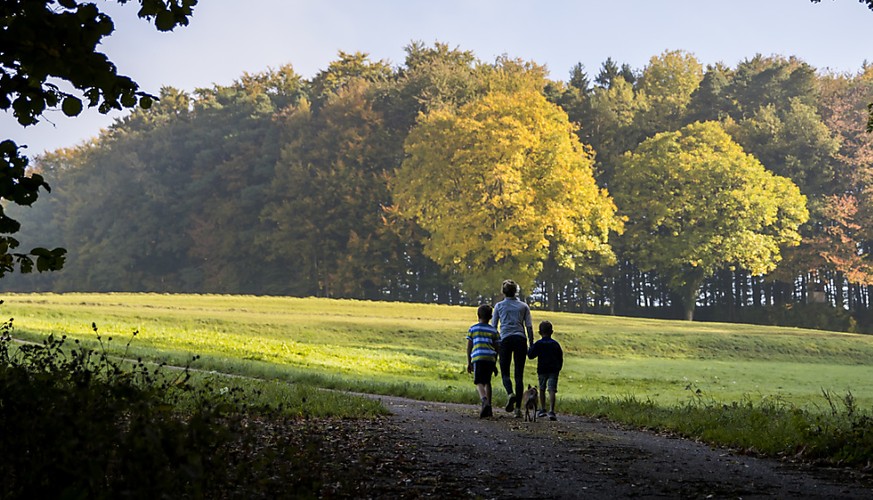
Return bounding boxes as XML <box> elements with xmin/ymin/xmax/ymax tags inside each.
<box><xmin>391</xmin><ymin>67</ymin><xmax>622</xmax><ymax>297</ymax></box>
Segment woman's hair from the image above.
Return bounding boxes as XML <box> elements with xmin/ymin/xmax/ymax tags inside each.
<box><xmin>502</xmin><ymin>279</ymin><xmax>518</xmax><ymax>297</ymax></box>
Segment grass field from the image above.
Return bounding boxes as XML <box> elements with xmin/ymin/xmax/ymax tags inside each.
<box><xmin>4</xmin><ymin>292</ymin><xmax>873</xmax><ymax>411</ymax></box>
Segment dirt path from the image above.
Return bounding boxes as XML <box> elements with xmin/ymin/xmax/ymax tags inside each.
<box><xmin>8</xmin><ymin>336</ymin><xmax>870</xmax><ymax>497</ymax></box>
<box><xmin>359</xmin><ymin>394</ymin><xmax>873</xmax><ymax>499</ymax></box>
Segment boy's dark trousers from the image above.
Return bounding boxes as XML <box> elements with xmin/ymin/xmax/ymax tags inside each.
<box><xmin>499</xmin><ymin>335</ymin><xmax>527</xmax><ymax>399</ymax></box>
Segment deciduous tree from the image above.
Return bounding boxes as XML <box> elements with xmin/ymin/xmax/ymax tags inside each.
<box><xmin>185</xmin><ymin>67</ymin><xmax>303</xmax><ymax>293</ymax></box>
<box><xmin>727</xmin><ymin>98</ymin><xmax>840</xmax><ymax>195</ymax></box>
<box><xmin>263</xmin><ymin>77</ymin><xmax>395</xmax><ymax>298</ymax></box>
<box><xmin>613</xmin><ymin>121</ymin><xmax>808</xmax><ymax>320</ymax></box>
<box><xmin>393</xmin><ymin>63</ymin><xmax>621</xmax><ymax>297</ymax></box>
<box><xmin>636</xmin><ymin>50</ymin><xmax>703</xmax><ymax>132</ymax></box>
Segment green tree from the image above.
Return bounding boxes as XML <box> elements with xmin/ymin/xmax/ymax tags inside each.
<box><xmin>594</xmin><ymin>58</ymin><xmax>620</xmax><ymax>89</ymax></box>
<box><xmin>263</xmin><ymin>76</ymin><xmax>396</xmax><ymax>298</ymax></box>
<box><xmin>594</xmin><ymin>57</ymin><xmax>635</xmax><ymax>89</ymax></box>
<box><xmin>308</xmin><ymin>51</ymin><xmax>393</xmax><ymax>110</ymax></box>
<box><xmin>613</xmin><ymin>121</ymin><xmax>808</xmax><ymax>320</ymax></box>
<box><xmin>636</xmin><ymin>50</ymin><xmax>704</xmax><ymax>132</ymax></box>
<box><xmin>581</xmin><ymin>76</ymin><xmax>648</xmax><ymax>186</ymax></box>
<box><xmin>185</xmin><ymin>67</ymin><xmax>303</xmax><ymax>293</ymax></box>
<box><xmin>568</xmin><ymin>63</ymin><xmax>591</xmax><ymax>92</ymax></box>
<box><xmin>726</xmin><ymin>55</ymin><xmax>818</xmax><ymax>120</ymax></box>
<box><xmin>44</xmin><ymin>86</ymin><xmax>201</xmax><ymax>292</ymax></box>
<box><xmin>0</xmin><ymin>0</ymin><xmax>197</xmax><ymax>277</ymax></box>
<box><xmin>392</xmin><ymin>65</ymin><xmax>621</xmax><ymax>297</ymax></box>
<box><xmin>687</xmin><ymin>63</ymin><xmax>734</xmax><ymax>123</ymax></box>
<box><xmin>718</xmin><ymin>56</ymin><xmax>837</xmax><ymax>307</ymax></box>
<box><xmin>727</xmin><ymin>99</ymin><xmax>840</xmax><ymax>195</ymax></box>
<box><xmin>381</xmin><ymin>42</ymin><xmax>481</xmax><ymax>134</ymax></box>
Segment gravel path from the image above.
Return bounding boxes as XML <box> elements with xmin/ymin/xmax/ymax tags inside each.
<box><xmin>367</xmin><ymin>394</ymin><xmax>873</xmax><ymax>499</ymax></box>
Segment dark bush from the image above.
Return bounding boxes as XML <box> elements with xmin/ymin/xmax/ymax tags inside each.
<box><xmin>694</xmin><ymin>303</ymin><xmax>870</xmax><ymax>334</ymax></box>
<box><xmin>0</xmin><ymin>319</ymin><xmax>323</xmax><ymax>499</ymax></box>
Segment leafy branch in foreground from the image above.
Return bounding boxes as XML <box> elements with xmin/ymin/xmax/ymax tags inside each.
<box><xmin>810</xmin><ymin>0</ymin><xmax>873</xmax><ymax>14</ymax></box>
<box><xmin>1</xmin><ymin>1</ymin><xmax>198</xmax><ymax>278</ymax></box>
<box><xmin>0</xmin><ymin>142</ymin><xmax>66</xmax><ymax>277</ymax></box>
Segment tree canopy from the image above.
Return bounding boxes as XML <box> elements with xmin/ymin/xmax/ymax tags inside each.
<box><xmin>4</xmin><ymin>42</ymin><xmax>873</xmax><ymax>331</ymax></box>
<box><xmin>392</xmin><ymin>62</ymin><xmax>621</xmax><ymax>297</ymax></box>
<box><xmin>811</xmin><ymin>0</ymin><xmax>873</xmax><ymax>130</ymax></box>
<box><xmin>612</xmin><ymin>121</ymin><xmax>808</xmax><ymax>320</ymax></box>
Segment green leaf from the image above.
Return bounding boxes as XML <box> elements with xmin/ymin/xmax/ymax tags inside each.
<box><xmin>120</xmin><ymin>92</ymin><xmax>137</xmax><ymax>108</ymax></box>
<box><xmin>155</xmin><ymin>11</ymin><xmax>176</xmax><ymax>31</ymax></box>
<box><xmin>17</xmin><ymin>255</ymin><xmax>34</xmax><ymax>274</ymax></box>
<box><xmin>32</xmin><ymin>247</ymin><xmax>67</xmax><ymax>272</ymax></box>
<box><xmin>62</xmin><ymin>96</ymin><xmax>83</xmax><ymax>117</ymax></box>
<box><xmin>139</xmin><ymin>95</ymin><xmax>154</xmax><ymax>109</ymax></box>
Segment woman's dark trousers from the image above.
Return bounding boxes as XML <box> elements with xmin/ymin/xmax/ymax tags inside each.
<box><xmin>499</xmin><ymin>335</ymin><xmax>527</xmax><ymax>400</ymax></box>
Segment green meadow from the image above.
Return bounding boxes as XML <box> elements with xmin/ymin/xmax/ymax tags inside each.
<box><xmin>4</xmin><ymin>292</ymin><xmax>873</xmax><ymax>411</ymax></box>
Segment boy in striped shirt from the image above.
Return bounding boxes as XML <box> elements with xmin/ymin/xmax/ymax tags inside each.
<box><xmin>466</xmin><ymin>304</ymin><xmax>500</xmax><ymax>418</ymax></box>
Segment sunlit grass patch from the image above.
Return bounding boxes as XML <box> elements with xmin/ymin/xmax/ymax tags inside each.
<box><xmin>5</xmin><ymin>292</ymin><xmax>873</xmax><ymax>412</ymax></box>
<box><xmin>5</xmin><ymin>292</ymin><xmax>873</xmax><ymax>467</ymax></box>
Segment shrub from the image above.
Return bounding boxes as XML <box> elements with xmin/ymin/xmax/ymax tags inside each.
<box><xmin>0</xmin><ymin>319</ymin><xmax>324</xmax><ymax>499</ymax></box>
<box><xmin>566</xmin><ymin>387</ymin><xmax>873</xmax><ymax>468</ymax></box>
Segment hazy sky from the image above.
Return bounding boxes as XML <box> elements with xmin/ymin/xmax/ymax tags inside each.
<box><xmin>3</xmin><ymin>0</ymin><xmax>872</xmax><ymax>157</ymax></box>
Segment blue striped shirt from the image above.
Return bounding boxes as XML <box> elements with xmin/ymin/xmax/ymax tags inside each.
<box><xmin>466</xmin><ymin>323</ymin><xmax>499</xmax><ymax>363</ymax></box>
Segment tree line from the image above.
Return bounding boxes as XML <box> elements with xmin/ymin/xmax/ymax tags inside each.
<box><xmin>4</xmin><ymin>43</ymin><xmax>873</xmax><ymax>332</ymax></box>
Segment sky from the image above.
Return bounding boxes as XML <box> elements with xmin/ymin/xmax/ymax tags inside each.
<box><xmin>3</xmin><ymin>0</ymin><xmax>872</xmax><ymax>158</ymax></box>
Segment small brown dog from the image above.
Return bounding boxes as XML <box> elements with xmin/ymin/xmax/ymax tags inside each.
<box><xmin>521</xmin><ymin>385</ymin><xmax>539</xmax><ymax>422</ymax></box>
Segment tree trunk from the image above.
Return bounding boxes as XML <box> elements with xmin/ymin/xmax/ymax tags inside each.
<box><xmin>751</xmin><ymin>275</ymin><xmax>761</xmax><ymax>307</ymax></box>
<box><xmin>683</xmin><ymin>294</ymin><xmax>695</xmax><ymax>321</ymax></box>
<box><xmin>835</xmin><ymin>271</ymin><xmax>845</xmax><ymax>308</ymax></box>
<box><xmin>682</xmin><ymin>285</ymin><xmax>697</xmax><ymax>321</ymax></box>
<box><xmin>548</xmin><ymin>281</ymin><xmax>558</xmax><ymax>312</ymax></box>
<box><xmin>609</xmin><ymin>275</ymin><xmax>617</xmax><ymax>315</ymax></box>
<box><xmin>725</xmin><ymin>269</ymin><xmax>736</xmax><ymax>322</ymax></box>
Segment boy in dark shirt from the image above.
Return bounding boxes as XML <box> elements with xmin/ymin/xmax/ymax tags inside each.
<box><xmin>527</xmin><ymin>321</ymin><xmax>563</xmax><ymax>421</ymax></box>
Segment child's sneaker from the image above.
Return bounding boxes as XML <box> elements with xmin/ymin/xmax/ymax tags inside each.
<box><xmin>537</xmin><ymin>409</ymin><xmax>548</xmax><ymax>419</ymax></box>
<box><xmin>514</xmin><ymin>408</ymin><xmax>522</xmax><ymax>418</ymax></box>
<box><xmin>548</xmin><ymin>411</ymin><xmax>557</xmax><ymax>421</ymax></box>
<box><xmin>482</xmin><ymin>404</ymin><xmax>493</xmax><ymax>418</ymax></box>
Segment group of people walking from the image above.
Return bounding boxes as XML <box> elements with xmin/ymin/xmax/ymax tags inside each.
<box><xmin>465</xmin><ymin>279</ymin><xmax>564</xmax><ymax>420</ymax></box>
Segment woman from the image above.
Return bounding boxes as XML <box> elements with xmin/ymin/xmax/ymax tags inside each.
<box><xmin>491</xmin><ymin>279</ymin><xmax>534</xmax><ymax>417</ymax></box>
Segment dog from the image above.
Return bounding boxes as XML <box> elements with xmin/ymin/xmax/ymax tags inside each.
<box><xmin>521</xmin><ymin>385</ymin><xmax>539</xmax><ymax>422</ymax></box>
